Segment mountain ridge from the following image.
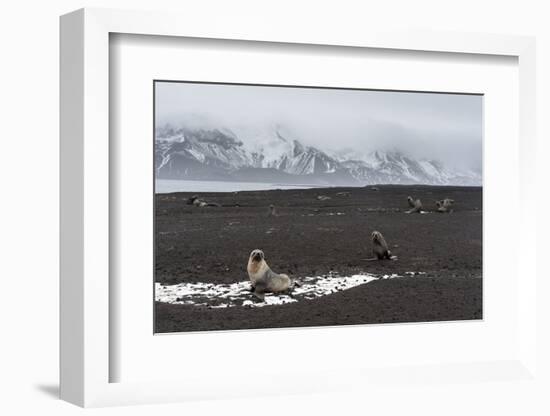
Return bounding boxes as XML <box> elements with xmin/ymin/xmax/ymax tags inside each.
<box><xmin>155</xmin><ymin>124</ymin><xmax>481</xmax><ymax>186</ymax></box>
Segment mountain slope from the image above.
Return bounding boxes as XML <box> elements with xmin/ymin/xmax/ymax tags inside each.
<box><xmin>155</xmin><ymin>125</ymin><xmax>481</xmax><ymax>186</ymax></box>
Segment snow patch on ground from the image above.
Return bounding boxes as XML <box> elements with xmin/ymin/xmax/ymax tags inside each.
<box><xmin>155</xmin><ymin>272</ymin><xmax>413</xmax><ymax>308</ymax></box>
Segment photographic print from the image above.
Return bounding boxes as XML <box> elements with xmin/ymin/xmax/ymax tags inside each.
<box><xmin>154</xmin><ymin>81</ymin><xmax>482</xmax><ymax>333</ymax></box>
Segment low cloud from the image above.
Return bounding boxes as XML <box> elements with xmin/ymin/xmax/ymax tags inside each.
<box><xmin>155</xmin><ymin>82</ymin><xmax>482</xmax><ymax>172</ymax></box>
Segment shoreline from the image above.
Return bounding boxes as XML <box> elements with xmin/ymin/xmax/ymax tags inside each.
<box><xmin>155</xmin><ymin>179</ymin><xmax>483</xmax><ymax>194</ymax></box>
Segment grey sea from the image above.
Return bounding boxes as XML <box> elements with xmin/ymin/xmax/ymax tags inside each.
<box><xmin>155</xmin><ymin>179</ymin><xmax>319</xmax><ymax>194</ymax></box>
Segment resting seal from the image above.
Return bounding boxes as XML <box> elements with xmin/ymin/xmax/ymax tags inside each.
<box><xmin>405</xmin><ymin>197</ymin><xmax>423</xmax><ymax>214</ymax></box>
<box><xmin>247</xmin><ymin>249</ymin><xmax>292</xmax><ymax>300</ymax></box>
<box><xmin>436</xmin><ymin>198</ymin><xmax>454</xmax><ymax>213</ymax></box>
<box><xmin>187</xmin><ymin>195</ymin><xmax>221</xmax><ymax>207</ymax></box>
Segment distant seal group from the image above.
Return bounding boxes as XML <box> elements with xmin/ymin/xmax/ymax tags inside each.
<box><xmin>406</xmin><ymin>195</ymin><xmax>455</xmax><ymax>213</ymax></box>
<box><xmin>247</xmin><ymin>249</ymin><xmax>293</xmax><ymax>300</ymax></box>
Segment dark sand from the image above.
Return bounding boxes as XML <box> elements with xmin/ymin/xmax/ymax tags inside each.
<box><xmin>155</xmin><ymin>185</ymin><xmax>482</xmax><ymax>333</ymax></box>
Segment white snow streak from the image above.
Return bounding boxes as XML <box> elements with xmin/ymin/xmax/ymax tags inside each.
<box><xmin>155</xmin><ymin>272</ymin><xmax>413</xmax><ymax>308</ymax></box>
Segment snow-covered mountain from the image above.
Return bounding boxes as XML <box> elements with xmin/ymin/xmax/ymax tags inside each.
<box><xmin>155</xmin><ymin>124</ymin><xmax>481</xmax><ymax>186</ymax></box>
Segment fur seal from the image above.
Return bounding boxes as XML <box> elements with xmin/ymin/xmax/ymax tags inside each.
<box><xmin>188</xmin><ymin>195</ymin><xmax>220</xmax><ymax>207</ymax></box>
<box><xmin>247</xmin><ymin>249</ymin><xmax>292</xmax><ymax>300</ymax></box>
<box><xmin>371</xmin><ymin>231</ymin><xmax>394</xmax><ymax>260</ymax></box>
<box><xmin>435</xmin><ymin>198</ymin><xmax>454</xmax><ymax>213</ymax></box>
<box><xmin>363</xmin><ymin>231</ymin><xmax>397</xmax><ymax>261</ymax></box>
<box><xmin>267</xmin><ymin>204</ymin><xmax>277</xmax><ymax>217</ymax></box>
<box><xmin>187</xmin><ymin>195</ymin><xmax>200</xmax><ymax>205</ymax></box>
<box><xmin>405</xmin><ymin>197</ymin><xmax>423</xmax><ymax>214</ymax></box>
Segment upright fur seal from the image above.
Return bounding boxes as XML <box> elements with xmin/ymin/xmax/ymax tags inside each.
<box><xmin>371</xmin><ymin>231</ymin><xmax>393</xmax><ymax>260</ymax></box>
<box><xmin>362</xmin><ymin>231</ymin><xmax>398</xmax><ymax>261</ymax></box>
<box><xmin>267</xmin><ymin>204</ymin><xmax>277</xmax><ymax>217</ymax></box>
<box><xmin>247</xmin><ymin>249</ymin><xmax>292</xmax><ymax>300</ymax></box>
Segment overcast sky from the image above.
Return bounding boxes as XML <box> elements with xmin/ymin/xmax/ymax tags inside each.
<box><xmin>155</xmin><ymin>81</ymin><xmax>483</xmax><ymax>172</ymax></box>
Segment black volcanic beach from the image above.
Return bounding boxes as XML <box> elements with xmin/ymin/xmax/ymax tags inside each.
<box><xmin>155</xmin><ymin>185</ymin><xmax>482</xmax><ymax>333</ymax></box>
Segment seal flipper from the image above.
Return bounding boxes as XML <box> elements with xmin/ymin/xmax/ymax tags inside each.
<box><xmin>253</xmin><ymin>280</ymin><xmax>267</xmax><ymax>302</ymax></box>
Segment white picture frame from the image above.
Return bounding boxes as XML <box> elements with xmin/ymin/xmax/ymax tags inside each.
<box><xmin>60</xmin><ymin>7</ymin><xmax>538</xmax><ymax>408</ymax></box>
